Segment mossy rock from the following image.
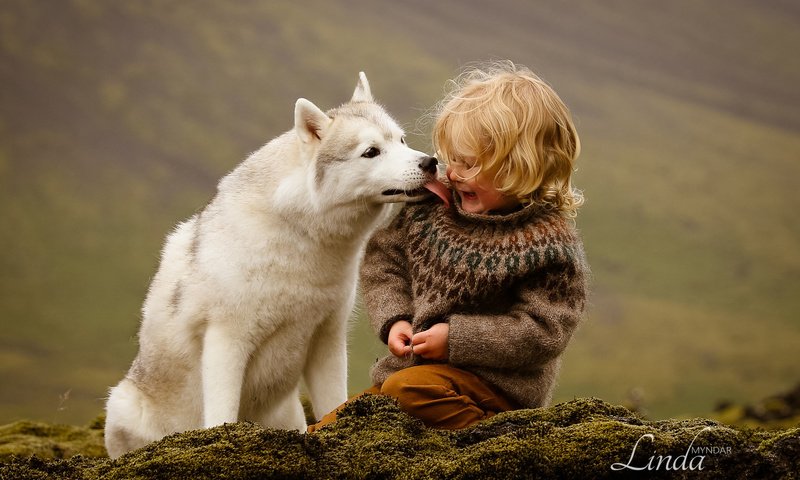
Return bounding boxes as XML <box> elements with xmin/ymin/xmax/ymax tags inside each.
<box><xmin>0</xmin><ymin>416</ymin><xmax>106</xmax><ymax>461</ymax></box>
<box><xmin>713</xmin><ymin>382</ymin><xmax>800</xmax><ymax>431</ymax></box>
<box><xmin>2</xmin><ymin>396</ymin><xmax>798</xmax><ymax>479</ymax></box>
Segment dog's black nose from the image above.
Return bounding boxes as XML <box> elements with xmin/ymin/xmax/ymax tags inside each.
<box><xmin>418</xmin><ymin>156</ymin><xmax>438</xmax><ymax>174</ymax></box>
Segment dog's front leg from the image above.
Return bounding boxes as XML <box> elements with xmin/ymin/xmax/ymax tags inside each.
<box><xmin>303</xmin><ymin>311</ymin><xmax>349</xmax><ymax>421</ymax></box>
<box><xmin>201</xmin><ymin>323</ymin><xmax>250</xmax><ymax>427</ymax></box>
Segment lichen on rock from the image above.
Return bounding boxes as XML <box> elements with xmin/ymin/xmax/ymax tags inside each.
<box><xmin>1</xmin><ymin>395</ymin><xmax>798</xmax><ymax>479</ymax></box>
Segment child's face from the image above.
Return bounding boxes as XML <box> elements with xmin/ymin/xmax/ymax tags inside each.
<box><xmin>446</xmin><ymin>157</ymin><xmax>521</xmax><ymax>214</ymax></box>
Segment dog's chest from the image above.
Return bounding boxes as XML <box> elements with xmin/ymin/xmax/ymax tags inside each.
<box><xmin>198</xmin><ymin>209</ymin><xmax>364</xmax><ymax>332</ymax></box>
<box><xmin>205</xmin><ymin>244</ymin><xmax>355</xmax><ymax>320</ymax></box>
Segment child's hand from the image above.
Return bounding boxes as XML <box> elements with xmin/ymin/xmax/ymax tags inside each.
<box><xmin>388</xmin><ymin>320</ymin><xmax>413</xmax><ymax>357</ymax></box>
<box><xmin>411</xmin><ymin>323</ymin><xmax>449</xmax><ymax>361</ymax></box>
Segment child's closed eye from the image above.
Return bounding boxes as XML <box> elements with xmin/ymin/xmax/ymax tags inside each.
<box><xmin>450</xmin><ymin>156</ymin><xmax>476</xmax><ymax>168</ymax></box>
<box><xmin>448</xmin><ymin>156</ymin><xmax>481</xmax><ymax>180</ymax></box>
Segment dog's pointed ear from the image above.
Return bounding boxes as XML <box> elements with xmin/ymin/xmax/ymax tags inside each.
<box><xmin>351</xmin><ymin>71</ymin><xmax>373</xmax><ymax>103</ymax></box>
<box><xmin>294</xmin><ymin>98</ymin><xmax>331</xmax><ymax>144</ymax></box>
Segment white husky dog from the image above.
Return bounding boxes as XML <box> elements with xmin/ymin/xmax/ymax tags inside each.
<box><xmin>104</xmin><ymin>73</ymin><xmax>449</xmax><ymax>458</ymax></box>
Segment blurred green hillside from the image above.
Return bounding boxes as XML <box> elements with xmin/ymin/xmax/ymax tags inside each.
<box><xmin>1</xmin><ymin>0</ymin><xmax>798</xmax><ymax>424</ymax></box>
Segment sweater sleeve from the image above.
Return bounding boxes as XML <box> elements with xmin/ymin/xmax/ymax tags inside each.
<box><xmin>447</xmin><ymin>260</ymin><xmax>588</xmax><ymax>371</ymax></box>
<box><xmin>359</xmin><ymin>212</ymin><xmax>415</xmax><ymax>344</ymax></box>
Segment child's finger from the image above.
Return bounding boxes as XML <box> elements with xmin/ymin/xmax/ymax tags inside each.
<box><xmin>389</xmin><ymin>338</ymin><xmax>405</xmax><ymax>356</ymax></box>
<box><xmin>411</xmin><ymin>337</ymin><xmax>429</xmax><ymax>357</ymax></box>
<box><xmin>390</xmin><ymin>336</ymin><xmax>414</xmax><ymax>357</ymax></box>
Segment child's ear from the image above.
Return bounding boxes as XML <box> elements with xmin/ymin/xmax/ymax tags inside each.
<box><xmin>294</xmin><ymin>98</ymin><xmax>331</xmax><ymax>143</ymax></box>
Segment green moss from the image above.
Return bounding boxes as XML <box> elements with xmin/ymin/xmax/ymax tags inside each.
<box><xmin>0</xmin><ymin>416</ymin><xmax>106</xmax><ymax>461</ymax></box>
<box><xmin>1</xmin><ymin>396</ymin><xmax>798</xmax><ymax>479</ymax></box>
<box><xmin>712</xmin><ymin>382</ymin><xmax>800</xmax><ymax>431</ymax></box>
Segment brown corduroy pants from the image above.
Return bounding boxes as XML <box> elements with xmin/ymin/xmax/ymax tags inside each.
<box><xmin>307</xmin><ymin>364</ymin><xmax>515</xmax><ymax>432</ymax></box>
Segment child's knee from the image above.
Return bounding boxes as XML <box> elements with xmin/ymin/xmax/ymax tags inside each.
<box><xmin>380</xmin><ymin>366</ymin><xmax>451</xmax><ymax>406</ymax></box>
<box><xmin>379</xmin><ymin>370</ymin><xmax>413</xmax><ymax>400</ymax></box>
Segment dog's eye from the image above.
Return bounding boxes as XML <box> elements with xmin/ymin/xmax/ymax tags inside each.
<box><xmin>400</xmin><ymin>136</ymin><xmax>406</xmax><ymax>145</ymax></box>
<box><xmin>361</xmin><ymin>147</ymin><xmax>380</xmax><ymax>158</ymax></box>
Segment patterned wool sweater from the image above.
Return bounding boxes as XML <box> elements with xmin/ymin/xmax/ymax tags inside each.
<box><xmin>361</xmin><ymin>194</ymin><xmax>590</xmax><ymax>409</ymax></box>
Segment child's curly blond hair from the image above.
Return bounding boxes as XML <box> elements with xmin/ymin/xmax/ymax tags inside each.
<box><xmin>433</xmin><ymin>61</ymin><xmax>583</xmax><ymax>217</ymax></box>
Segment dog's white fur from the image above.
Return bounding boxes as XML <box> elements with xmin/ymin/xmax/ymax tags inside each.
<box><xmin>104</xmin><ymin>73</ymin><xmax>436</xmax><ymax>458</ymax></box>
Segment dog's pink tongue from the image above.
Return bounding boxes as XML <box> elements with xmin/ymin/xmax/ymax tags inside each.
<box><xmin>424</xmin><ymin>178</ymin><xmax>451</xmax><ymax>207</ymax></box>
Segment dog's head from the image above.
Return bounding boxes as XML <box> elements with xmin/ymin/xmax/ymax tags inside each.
<box><xmin>293</xmin><ymin>73</ymin><xmax>449</xmax><ymax>207</ymax></box>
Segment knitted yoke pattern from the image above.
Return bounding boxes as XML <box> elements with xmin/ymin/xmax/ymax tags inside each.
<box><xmin>361</xmin><ymin>197</ymin><xmax>590</xmax><ymax>408</ymax></box>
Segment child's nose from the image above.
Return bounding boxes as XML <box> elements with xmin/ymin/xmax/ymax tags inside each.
<box><xmin>448</xmin><ymin>163</ymin><xmax>467</xmax><ymax>182</ymax></box>
<box><xmin>446</xmin><ymin>164</ymin><xmax>456</xmax><ymax>181</ymax></box>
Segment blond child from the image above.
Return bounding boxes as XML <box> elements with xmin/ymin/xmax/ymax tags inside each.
<box><xmin>309</xmin><ymin>61</ymin><xmax>589</xmax><ymax>431</ymax></box>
